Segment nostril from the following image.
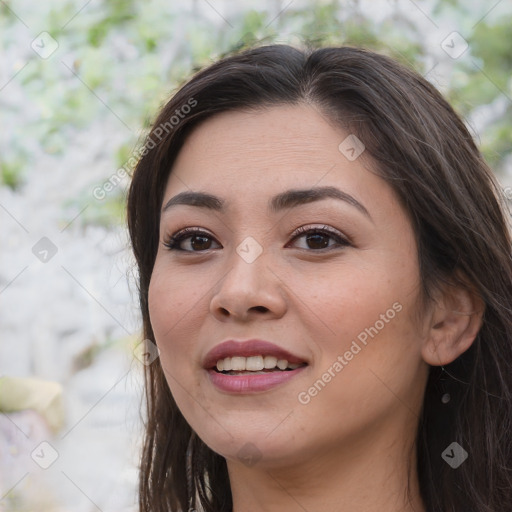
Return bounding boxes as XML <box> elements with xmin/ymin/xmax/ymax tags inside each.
<box><xmin>251</xmin><ymin>306</ymin><xmax>269</xmax><ymax>313</ymax></box>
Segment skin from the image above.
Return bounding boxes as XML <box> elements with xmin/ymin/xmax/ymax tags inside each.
<box><xmin>148</xmin><ymin>104</ymin><xmax>483</xmax><ymax>512</ymax></box>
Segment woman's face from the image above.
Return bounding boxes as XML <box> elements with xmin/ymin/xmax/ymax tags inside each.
<box><xmin>148</xmin><ymin>105</ymin><xmax>430</xmax><ymax>469</ymax></box>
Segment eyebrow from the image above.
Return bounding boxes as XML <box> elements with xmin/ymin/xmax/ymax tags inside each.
<box><xmin>161</xmin><ymin>186</ymin><xmax>371</xmax><ymax>220</ymax></box>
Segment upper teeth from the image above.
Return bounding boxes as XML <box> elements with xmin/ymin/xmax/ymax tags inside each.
<box><xmin>216</xmin><ymin>355</ymin><xmax>301</xmax><ymax>372</ymax></box>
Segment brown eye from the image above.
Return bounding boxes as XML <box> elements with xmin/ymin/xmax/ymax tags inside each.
<box><xmin>289</xmin><ymin>226</ymin><xmax>350</xmax><ymax>251</ymax></box>
<box><xmin>189</xmin><ymin>235</ymin><xmax>213</xmax><ymax>251</ymax></box>
<box><xmin>304</xmin><ymin>232</ymin><xmax>331</xmax><ymax>249</ymax></box>
<box><xmin>164</xmin><ymin>228</ymin><xmax>221</xmax><ymax>252</ymax></box>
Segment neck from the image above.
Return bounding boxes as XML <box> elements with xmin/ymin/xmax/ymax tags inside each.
<box><xmin>226</xmin><ymin>419</ymin><xmax>426</xmax><ymax>512</ymax></box>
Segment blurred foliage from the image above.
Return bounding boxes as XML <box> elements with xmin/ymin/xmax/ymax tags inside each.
<box><xmin>72</xmin><ymin>333</ymin><xmax>134</xmax><ymax>372</ymax></box>
<box><xmin>1</xmin><ymin>158</ymin><xmax>25</xmax><ymax>190</ymax></box>
<box><xmin>432</xmin><ymin>1</ymin><xmax>512</xmax><ymax>170</ymax></box>
<box><xmin>62</xmin><ymin>187</ymin><xmax>127</xmax><ymax>228</ymax></box>
<box><xmin>1</xmin><ymin>0</ymin><xmax>511</xmax><ymax>204</ymax></box>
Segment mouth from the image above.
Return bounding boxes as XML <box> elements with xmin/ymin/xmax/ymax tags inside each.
<box><xmin>203</xmin><ymin>339</ymin><xmax>308</xmax><ymax>393</ymax></box>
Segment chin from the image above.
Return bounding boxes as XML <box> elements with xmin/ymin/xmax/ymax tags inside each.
<box><xmin>208</xmin><ymin>435</ymin><xmax>301</xmax><ymax>469</ymax></box>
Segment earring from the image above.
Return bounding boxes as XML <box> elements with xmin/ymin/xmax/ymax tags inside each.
<box><xmin>440</xmin><ymin>366</ymin><xmax>451</xmax><ymax>404</ymax></box>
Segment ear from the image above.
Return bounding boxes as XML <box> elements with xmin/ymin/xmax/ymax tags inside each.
<box><xmin>421</xmin><ymin>275</ymin><xmax>485</xmax><ymax>366</ymax></box>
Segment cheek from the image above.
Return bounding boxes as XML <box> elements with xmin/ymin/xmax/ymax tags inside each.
<box><xmin>148</xmin><ymin>258</ymin><xmax>208</xmax><ymax>337</ymax></box>
<box><xmin>287</xmin><ymin>254</ymin><xmax>416</xmax><ymax>344</ymax></box>
<box><xmin>148</xmin><ymin>263</ymin><xmax>210</xmax><ymax>425</ymax></box>
<box><xmin>148</xmin><ymin>262</ymin><xmax>200</xmax><ymax>372</ymax></box>
<box><xmin>289</xmin><ymin>252</ymin><xmax>423</xmax><ymax>401</ymax></box>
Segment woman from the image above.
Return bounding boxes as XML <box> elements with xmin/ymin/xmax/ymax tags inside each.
<box><xmin>127</xmin><ymin>45</ymin><xmax>512</xmax><ymax>512</ymax></box>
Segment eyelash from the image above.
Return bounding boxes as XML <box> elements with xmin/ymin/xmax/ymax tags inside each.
<box><xmin>163</xmin><ymin>225</ymin><xmax>351</xmax><ymax>253</ymax></box>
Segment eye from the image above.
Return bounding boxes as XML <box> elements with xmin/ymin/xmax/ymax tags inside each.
<box><xmin>287</xmin><ymin>225</ymin><xmax>350</xmax><ymax>251</ymax></box>
<box><xmin>163</xmin><ymin>227</ymin><xmax>221</xmax><ymax>252</ymax></box>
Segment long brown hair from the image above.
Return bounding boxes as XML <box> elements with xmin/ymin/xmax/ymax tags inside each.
<box><xmin>127</xmin><ymin>45</ymin><xmax>512</xmax><ymax>512</ymax></box>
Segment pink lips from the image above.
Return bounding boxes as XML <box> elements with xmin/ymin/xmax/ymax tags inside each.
<box><xmin>203</xmin><ymin>339</ymin><xmax>308</xmax><ymax>393</ymax></box>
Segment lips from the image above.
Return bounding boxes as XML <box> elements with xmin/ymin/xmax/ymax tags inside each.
<box><xmin>203</xmin><ymin>339</ymin><xmax>309</xmax><ymax>393</ymax></box>
<box><xmin>203</xmin><ymin>339</ymin><xmax>308</xmax><ymax>370</ymax></box>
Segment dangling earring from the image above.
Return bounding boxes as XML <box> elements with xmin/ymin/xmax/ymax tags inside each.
<box><xmin>440</xmin><ymin>366</ymin><xmax>451</xmax><ymax>404</ymax></box>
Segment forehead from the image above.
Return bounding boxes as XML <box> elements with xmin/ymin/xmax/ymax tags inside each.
<box><xmin>172</xmin><ymin>105</ymin><xmax>348</xmax><ymax>179</ymax></box>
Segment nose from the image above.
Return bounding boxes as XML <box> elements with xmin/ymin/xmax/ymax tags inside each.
<box><xmin>209</xmin><ymin>246</ymin><xmax>287</xmax><ymax>322</ymax></box>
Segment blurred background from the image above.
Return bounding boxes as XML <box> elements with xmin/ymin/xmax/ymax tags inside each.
<box><xmin>1</xmin><ymin>0</ymin><xmax>511</xmax><ymax>510</ymax></box>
